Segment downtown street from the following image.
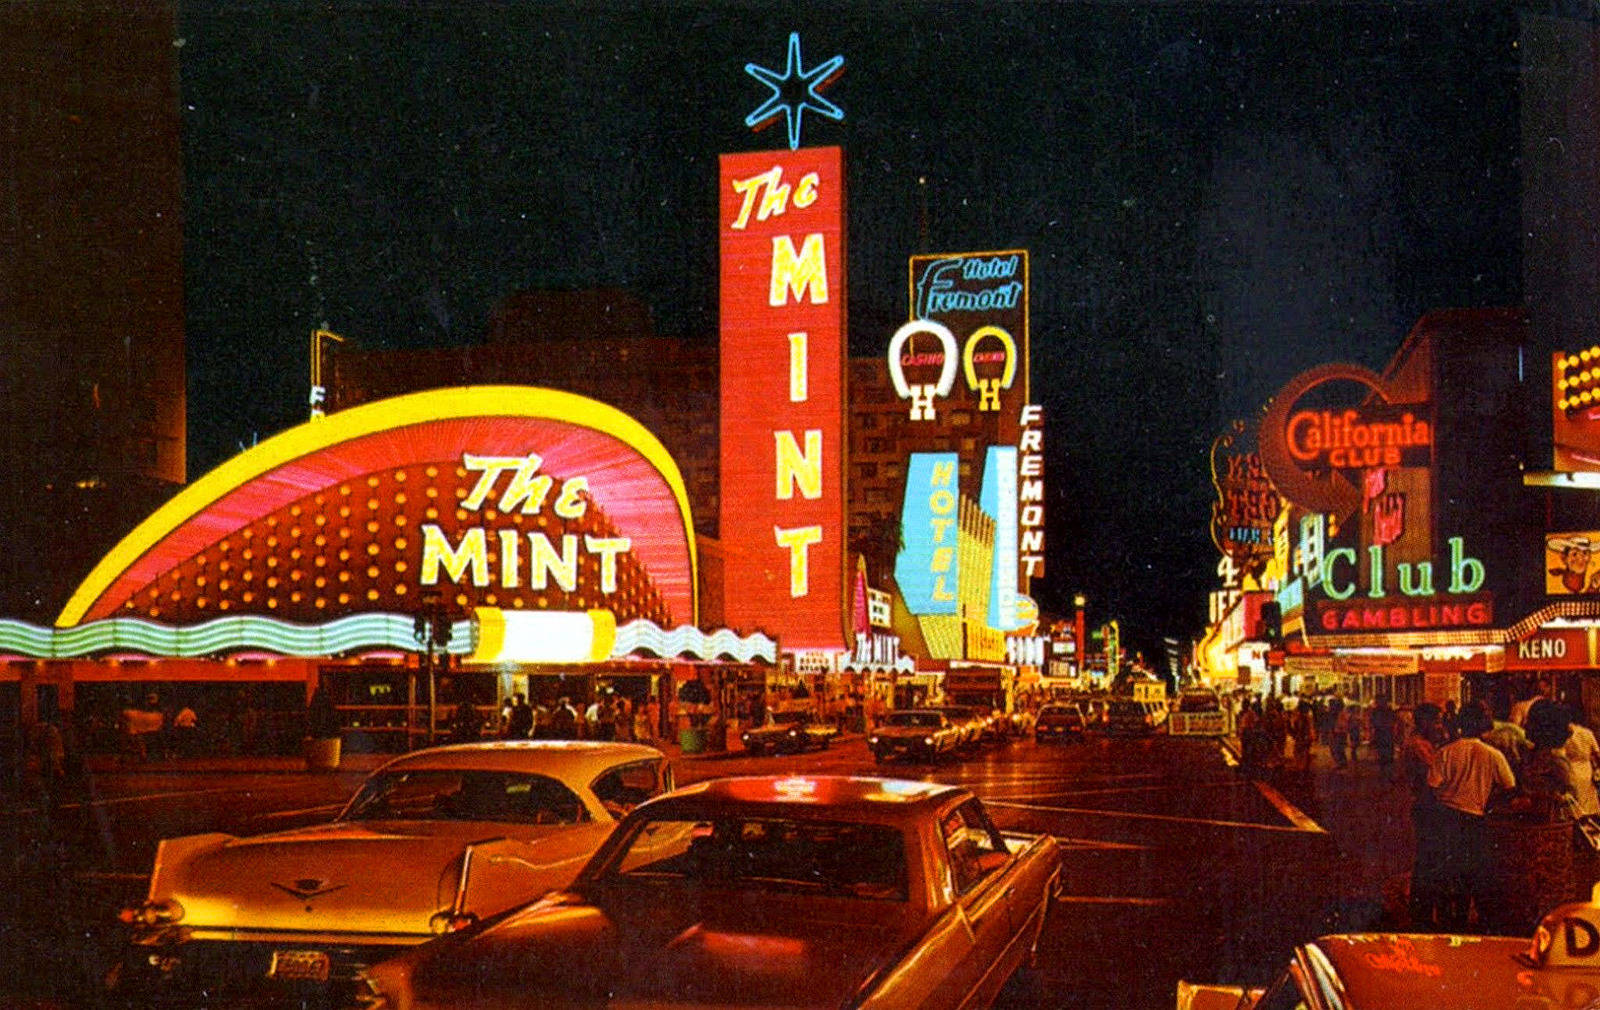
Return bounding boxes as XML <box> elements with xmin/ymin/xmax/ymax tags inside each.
<box><xmin>2</xmin><ymin>729</ymin><xmax>1408</xmax><ymax>1010</ymax></box>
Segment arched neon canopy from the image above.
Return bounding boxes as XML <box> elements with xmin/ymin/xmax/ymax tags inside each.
<box><xmin>58</xmin><ymin>386</ymin><xmax>698</xmax><ymax>629</ymax></box>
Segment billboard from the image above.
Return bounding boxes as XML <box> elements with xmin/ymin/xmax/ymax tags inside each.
<box><xmin>718</xmin><ymin>147</ymin><xmax>848</xmax><ymax>650</ymax></box>
<box><xmin>1545</xmin><ymin>531</ymin><xmax>1600</xmax><ymax>595</ymax></box>
<box><xmin>902</xmin><ymin>250</ymin><xmax>1030</xmax><ymax>423</ymax></box>
<box><xmin>896</xmin><ymin>452</ymin><xmax>961</xmax><ymax>616</ymax></box>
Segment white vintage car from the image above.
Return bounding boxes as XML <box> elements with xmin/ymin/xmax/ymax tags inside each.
<box><xmin>110</xmin><ymin>739</ymin><xmax>670</xmax><ymax>1003</ymax></box>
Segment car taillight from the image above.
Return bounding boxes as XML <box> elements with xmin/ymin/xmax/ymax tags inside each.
<box><xmin>120</xmin><ymin>899</ymin><xmax>185</xmax><ymax>927</ymax></box>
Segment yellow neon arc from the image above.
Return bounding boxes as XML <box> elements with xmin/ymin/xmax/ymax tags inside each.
<box><xmin>57</xmin><ymin>386</ymin><xmax>698</xmax><ymax>628</ymax></box>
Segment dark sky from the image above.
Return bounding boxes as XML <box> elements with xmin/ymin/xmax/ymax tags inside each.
<box><xmin>176</xmin><ymin>2</ymin><xmax>1523</xmax><ymax>656</ymax></box>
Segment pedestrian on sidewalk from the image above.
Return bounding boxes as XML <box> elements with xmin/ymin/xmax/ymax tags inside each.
<box><xmin>1238</xmin><ymin>698</ymin><xmax>1264</xmax><ymax>777</ymax></box>
<box><xmin>1370</xmin><ymin>696</ymin><xmax>1398</xmax><ymax>779</ymax></box>
<box><xmin>1429</xmin><ymin>701</ymin><xmax>1517</xmax><ymax>932</ymax></box>
<box><xmin>1288</xmin><ymin>699</ymin><xmax>1316</xmax><ymax>775</ymax></box>
<box><xmin>1401</xmin><ymin>702</ymin><xmax>1445</xmax><ymax>928</ymax></box>
<box><xmin>1263</xmin><ymin>696</ymin><xmax>1288</xmax><ymax>774</ymax></box>
<box><xmin>1330</xmin><ymin>697</ymin><xmax>1350</xmax><ymax>769</ymax></box>
<box><xmin>503</xmin><ymin>693</ymin><xmax>533</xmax><ymax>740</ymax></box>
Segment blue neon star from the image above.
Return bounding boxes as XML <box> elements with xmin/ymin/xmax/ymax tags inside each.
<box><xmin>743</xmin><ymin>33</ymin><xmax>844</xmax><ymax>151</ymax></box>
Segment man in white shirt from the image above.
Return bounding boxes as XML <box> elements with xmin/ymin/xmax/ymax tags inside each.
<box><xmin>1427</xmin><ymin>701</ymin><xmax>1516</xmax><ymax>932</ymax></box>
<box><xmin>1561</xmin><ymin>712</ymin><xmax>1600</xmax><ymax>818</ymax></box>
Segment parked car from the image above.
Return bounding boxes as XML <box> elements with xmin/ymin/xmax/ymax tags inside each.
<box><xmin>1177</xmin><ymin>884</ymin><xmax>1600</xmax><ymax>1010</ymax></box>
<box><xmin>110</xmin><ymin>740</ymin><xmax>671</xmax><ymax>1003</ymax></box>
<box><xmin>1034</xmin><ymin>703</ymin><xmax>1088</xmax><ymax>743</ymax></box>
<box><xmin>740</xmin><ymin>708</ymin><xmax>839</xmax><ymax>756</ymax></box>
<box><xmin>357</xmin><ymin>775</ymin><xmax>1063</xmax><ymax>1010</ymax></box>
<box><xmin>870</xmin><ymin>709</ymin><xmax>963</xmax><ymax>762</ymax></box>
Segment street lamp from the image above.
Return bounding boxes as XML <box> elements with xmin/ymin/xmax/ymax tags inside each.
<box><xmin>413</xmin><ymin>588</ymin><xmax>453</xmax><ymax>746</ymax></box>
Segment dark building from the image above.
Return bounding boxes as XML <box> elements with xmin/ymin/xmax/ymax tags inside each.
<box><xmin>0</xmin><ymin>2</ymin><xmax>187</xmax><ymax>620</ymax></box>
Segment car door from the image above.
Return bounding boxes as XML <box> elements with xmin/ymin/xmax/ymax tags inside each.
<box><xmin>938</xmin><ymin>798</ymin><xmax>1017</xmax><ymax>1008</ymax></box>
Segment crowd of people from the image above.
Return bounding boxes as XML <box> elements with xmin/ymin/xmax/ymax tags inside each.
<box><xmin>1235</xmin><ymin>681</ymin><xmax>1600</xmax><ymax>933</ymax></box>
<box><xmin>443</xmin><ymin>689</ymin><xmax>659</xmax><ymax>745</ymax></box>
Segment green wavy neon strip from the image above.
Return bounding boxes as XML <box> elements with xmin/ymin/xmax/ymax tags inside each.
<box><xmin>0</xmin><ymin>615</ymin><xmax>473</xmax><ymax>659</ymax></box>
<box><xmin>0</xmin><ymin>615</ymin><xmax>777</xmax><ymax>664</ymax></box>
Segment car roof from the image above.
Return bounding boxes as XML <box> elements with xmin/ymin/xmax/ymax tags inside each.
<box><xmin>371</xmin><ymin>740</ymin><xmax>665</xmax><ymax>781</ymax></box>
<box><xmin>637</xmin><ymin>775</ymin><xmax>967</xmax><ymax>825</ymax></box>
<box><xmin>1308</xmin><ymin>933</ymin><xmax>1533</xmax><ymax>1008</ymax></box>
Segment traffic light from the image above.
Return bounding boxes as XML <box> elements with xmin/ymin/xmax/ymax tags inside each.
<box><xmin>433</xmin><ymin>613</ymin><xmax>453</xmax><ymax>647</ymax></box>
<box><xmin>1260</xmin><ymin>602</ymin><xmax>1282</xmax><ymax>644</ymax></box>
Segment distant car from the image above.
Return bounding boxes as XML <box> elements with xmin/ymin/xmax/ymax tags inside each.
<box><xmin>1177</xmin><ymin>884</ymin><xmax>1600</xmax><ymax>1010</ymax></box>
<box><xmin>110</xmin><ymin>740</ymin><xmax>671</xmax><ymax>1003</ymax></box>
<box><xmin>935</xmin><ymin>705</ymin><xmax>990</xmax><ymax>747</ymax></box>
<box><xmin>740</xmin><ymin>708</ymin><xmax>839</xmax><ymax>756</ymax></box>
<box><xmin>1034</xmin><ymin>703</ymin><xmax>1088</xmax><ymax>743</ymax></box>
<box><xmin>1104</xmin><ymin>698</ymin><xmax>1161</xmax><ymax>735</ymax></box>
<box><xmin>870</xmin><ymin>709</ymin><xmax>963</xmax><ymax>762</ymax></box>
<box><xmin>357</xmin><ymin>775</ymin><xmax>1064</xmax><ymax>1010</ymax></box>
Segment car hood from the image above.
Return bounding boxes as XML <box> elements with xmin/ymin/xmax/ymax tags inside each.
<box><xmin>366</xmin><ymin>885</ymin><xmax>923</xmax><ymax>1009</ymax></box>
<box><xmin>153</xmin><ymin>820</ymin><xmax>610</xmax><ymax>939</ymax></box>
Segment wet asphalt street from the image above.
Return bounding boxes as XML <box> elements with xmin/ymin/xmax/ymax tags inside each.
<box><xmin>1</xmin><ymin>730</ymin><xmax>1388</xmax><ymax>1009</ymax></box>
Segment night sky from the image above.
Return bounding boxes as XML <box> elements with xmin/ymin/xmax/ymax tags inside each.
<box><xmin>175</xmin><ymin>2</ymin><xmax>1523</xmax><ymax>657</ymax></box>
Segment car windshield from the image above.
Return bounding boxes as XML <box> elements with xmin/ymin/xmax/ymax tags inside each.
<box><xmin>770</xmin><ymin>711</ymin><xmax>808</xmax><ymax>725</ymax></box>
<box><xmin>340</xmin><ymin>769</ymin><xmax>588</xmax><ymax>825</ymax></box>
<box><xmin>1040</xmin><ymin>706</ymin><xmax>1080</xmax><ymax>718</ymax></box>
<box><xmin>883</xmin><ymin>711</ymin><xmax>943</xmax><ymax>728</ymax></box>
<box><xmin>606</xmin><ymin>815</ymin><xmax>908</xmax><ymax>900</ymax></box>
<box><xmin>1109</xmin><ymin>701</ymin><xmax>1146</xmax><ymax>715</ymax></box>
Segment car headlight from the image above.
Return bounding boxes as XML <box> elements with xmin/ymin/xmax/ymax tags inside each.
<box><xmin>120</xmin><ymin>898</ymin><xmax>185</xmax><ymax>927</ymax></box>
<box><xmin>741</xmin><ymin>732</ymin><xmax>751</xmax><ymax>741</ymax></box>
<box><xmin>923</xmin><ymin>736</ymin><xmax>934</xmax><ymax>746</ymax></box>
<box><xmin>869</xmin><ymin>736</ymin><xmax>879</xmax><ymax>745</ymax></box>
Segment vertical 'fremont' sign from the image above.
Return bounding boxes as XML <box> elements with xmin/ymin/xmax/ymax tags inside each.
<box><xmin>719</xmin><ymin>147</ymin><xmax>848</xmax><ymax>650</ymax></box>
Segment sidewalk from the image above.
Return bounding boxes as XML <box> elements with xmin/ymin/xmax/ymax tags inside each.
<box><xmin>1223</xmin><ymin>733</ymin><xmax>1415</xmax><ymax>927</ymax></box>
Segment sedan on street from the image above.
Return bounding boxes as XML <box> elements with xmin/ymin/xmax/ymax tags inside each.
<box><xmin>358</xmin><ymin>775</ymin><xmax>1063</xmax><ymax>1009</ymax></box>
<box><xmin>110</xmin><ymin>740</ymin><xmax>671</xmax><ymax>1003</ymax></box>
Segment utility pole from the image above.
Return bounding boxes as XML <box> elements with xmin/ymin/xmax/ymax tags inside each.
<box><xmin>413</xmin><ymin>588</ymin><xmax>453</xmax><ymax>747</ymax></box>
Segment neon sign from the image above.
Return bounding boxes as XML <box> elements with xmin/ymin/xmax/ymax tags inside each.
<box><xmin>418</xmin><ymin>454</ymin><xmax>631</xmax><ymax>594</ymax></box>
<box><xmin>743</xmin><ymin>33</ymin><xmax>844</xmax><ymax>151</ymax></box>
<box><xmin>962</xmin><ymin>326</ymin><xmax>1017</xmax><ymax>411</ymax></box>
<box><xmin>895</xmin><ymin>453</ymin><xmax>961</xmax><ymax>615</ymax></box>
<box><xmin>912</xmin><ymin>254</ymin><xmax>1023</xmax><ymax>318</ymax></box>
<box><xmin>719</xmin><ymin>147</ymin><xmax>847</xmax><ymax>650</ymax></box>
<box><xmin>886</xmin><ymin>319</ymin><xmax>958</xmax><ymax>420</ymax></box>
<box><xmin>1286</xmin><ymin>408</ymin><xmax>1431</xmax><ymax>470</ymax></box>
<box><xmin>981</xmin><ymin>445</ymin><xmax>1019</xmax><ymax>630</ymax></box>
<box><xmin>1018</xmin><ymin>404</ymin><xmax>1044</xmax><ymax>580</ymax></box>
<box><xmin>905</xmin><ymin>250</ymin><xmax>1031</xmax><ymax>420</ymax></box>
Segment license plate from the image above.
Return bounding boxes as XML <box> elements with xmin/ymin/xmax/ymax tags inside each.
<box><xmin>268</xmin><ymin>949</ymin><xmax>331</xmax><ymax>982</ymax></box>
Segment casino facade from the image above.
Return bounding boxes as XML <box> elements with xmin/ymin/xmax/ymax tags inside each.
<box><xmin>1</xmin><ymin>143</ymin><xmax>1053</xmax><ymax>757</ymax></box>
<box><xmin>1196</xmin><ymin>309</ymin><xmax>1600</xmax><ymax>727</ymax></box>
<box><xmin>3</xmin><ymin>386</ymin><xmax>775</xmax><ymax>753</ymax></box>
